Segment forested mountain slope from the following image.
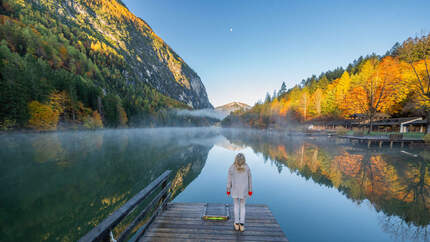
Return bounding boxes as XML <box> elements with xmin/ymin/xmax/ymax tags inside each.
<box><xmin>0</xmin><ymin>0</ymin><xmax>212</xmax><ymax>129</ymax></box>
<box><xmin>222</xmin><ymin>35</ymin><xmax>430</xmax><ymax>130</ymax></box>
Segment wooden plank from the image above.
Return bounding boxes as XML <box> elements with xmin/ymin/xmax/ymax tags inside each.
<box><xmin>142</xmin><ymin>232</ymin><xmax>288</xmax><ymax>241</ymax></box>
<box><xmin>165</xmin><ymin>207</ymin><xmax>205</xmax><ymax>211</ymax></box>
<box><xmin>149</xmin><ymin>220</ymin><xmax>281</xmax><ymax>228</ymax></box>
<box><xmin>149</xmin><ymin>223</ymin><xmax>284</xmax><ymax>232</ymax></box>
<box><xmin>161</xmin><ymin>211</ymin><xmax>273</xmax><ymax>217</ymax></box>
<box><xmin>142</xmin><ymin>233</ymin><xmax>287</xmax><ymax>241</ymax></box>
<box><xmin>156</xmin><ymin>216</ymin><xmax>278</xmax><ymax>223</ymax></box>
<box><xmin>167</xmin><ymin>202</ymin><xmax>207</xmax><ymax>207</ymax></box>
<box><xmin>156</xmin><ymin>215</ymin><xmax>279</xmax><ymax>223</ymax></box>
<box><xmin>169</xmin><ymin>203</ymin><xmax>268</xmax><ymax>208</ymax></box>
<box><xmin>165</xmin><ymin>207</ymin><xmax>270</xmax><ymax>212</ymax></box>
<box><xmin>161</xmin><ymin>212</ymin><xmax>273</xmax><ymax>217</ymax></box>
<box><xmin>148</xmin><ymin>227</ymin><xmax>286</xmax><ymax>236</ymax></box>
<box><xmin>160</xmin><ymin>214</ymin><xmax>275</xmax><ymax>220</ymax></box>
<box><xmin>141</xmin><ymin>237</ymin><xmax>273</xmax><ymax>242</ymax></box>
<box><xmin>167</xmin><ymin>204</ymin><xmax>270</xmax><ymax>211</ymax></box>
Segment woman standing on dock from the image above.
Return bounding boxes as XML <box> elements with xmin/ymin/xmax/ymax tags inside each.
<box><xmin>227</xmin><ymin>153</ymin><xmax>252</xmax><ymax>232</ymax></box>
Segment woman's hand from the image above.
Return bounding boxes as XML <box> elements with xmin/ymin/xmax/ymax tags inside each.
<box><xmin>227</xmin><ymin>191</ymin><xmax>230</xmax><ymax>196</ymax></box>
<box><xmin>248</xmin><ymin>191</ymin><xmax>252</xmax><ymax>196</ymax></box>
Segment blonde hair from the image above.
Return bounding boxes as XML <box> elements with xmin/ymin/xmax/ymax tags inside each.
<box><xmin>234</xmin><ymin>153</ymin><xmax>246</xmax><ymax>172</ymax></box>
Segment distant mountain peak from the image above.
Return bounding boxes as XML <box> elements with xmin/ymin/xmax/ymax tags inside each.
<box><xmin>215</xmin><ymin>102</ymin><xmax>251</xmax><ymax>114</ymax></box>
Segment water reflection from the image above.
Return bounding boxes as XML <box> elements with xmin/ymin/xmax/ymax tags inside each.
<box><xmin>222</xmin><ymin>129</ymin><xmax>430</xmax><ymax>241</ymax></box>
<box><xmin>0</xmin><ymin>128</ymin><xmax>216</xmax><ymax>241</ymax></box>
<box><xmin>1</xmin><ymin>128</ymin><xmax>429</xmax><ymax>241</ymax></box>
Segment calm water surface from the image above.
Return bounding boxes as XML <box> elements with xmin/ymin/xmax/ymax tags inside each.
<box><xmin>1</xmin><ymin>128</ymin><xmax>429</xmax><ymax>241</ymax></box>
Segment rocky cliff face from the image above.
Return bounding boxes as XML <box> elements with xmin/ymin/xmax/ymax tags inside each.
<box><xmin>28</xmin><ymin>0</ymin><xmax>212</xmax><ymax>109</ymax></box>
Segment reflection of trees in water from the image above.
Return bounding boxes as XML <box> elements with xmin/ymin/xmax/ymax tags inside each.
<box><xmin>379</xmin><ymin>214</ymin><xmax>430</xmax><ymax>242</ymax></box>
<box><xmin>223</xmin><ymin>130</ymin><xmax>430</xmax><ymax>240</ymax></box>
<box><xmin>0</xmin><ymin>129</ymin><xmax>213</xmax><ymax>241</ymax></box>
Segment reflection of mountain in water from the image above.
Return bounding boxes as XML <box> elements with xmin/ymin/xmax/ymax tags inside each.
<box><xmin>214</xmin><ymin>136</ymin><xmax>247</xmax><ymax>151</ymax></box>
<box><xmin>0</xmin><ymin>129</ymin><xmax>213</xmax><ymax>242</ymax></box>
<box><xmin>223</xmin><ymin>129</ymin><xmax>430</xmax><ymax>241</ymax></box>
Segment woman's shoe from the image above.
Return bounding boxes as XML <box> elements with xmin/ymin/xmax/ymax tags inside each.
<box><xmin>239</xmin><ymin>223</ymin><xmax>245</xmax><ymax>232</ymax></box>
<box><xmin>234</xmin><ymin>223</ymin><xmax>240</xmax><ymax>231</ymax></box>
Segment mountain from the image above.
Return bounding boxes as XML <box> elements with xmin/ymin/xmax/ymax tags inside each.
<box><xmin>0</xmin><ymin>0</ymin><xmax>212</xmax><ymax>129</ymax></box>
<box><xmin>216</xmin><ymin>102</ymin><xmax>251</xmax><ymax>114</ymax></box>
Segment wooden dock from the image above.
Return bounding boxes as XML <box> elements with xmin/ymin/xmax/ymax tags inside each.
<box><xmin>340</xmin><ymin>135</ymin><xmax>424</xmax><ymax>148</ymax></box>
<box><xmin>140</xmin><ymin>202</ymin><xmax>288</xmax><ymax>242</ymax></box>
<box><xmin>79</xmin><ymin>171</ymin><xmax>288</xmax><ymax>242</ymax></box>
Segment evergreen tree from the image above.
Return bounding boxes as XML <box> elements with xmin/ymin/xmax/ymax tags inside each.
<box><xmin>264</xmin><ymin>92</ymin><xmax>272</xmax><ymax>103</ymax></box>
<box><xmin>279</xmin><ymin>82</ymin><xmax>287</xmax><ymax>96</ymax></box>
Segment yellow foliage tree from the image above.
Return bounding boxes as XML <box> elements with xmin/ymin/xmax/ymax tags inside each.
<box><xmin>118</xmin><ymin>105</ymin><xmax>128</xmax><ymax>127</ymax></box>
<box><xmin>301</xmin><ymin>89</ymin><xmax>310</xmax><ymax>121</ymax></box>
<box><xmin>311</xmin><ymin>88</ymin><xmax>323</xmax><ymax>117</ymax></box>
<box><xmin>83</xmin><ymin>111</ymin><xmax>104</xmax><ymax>129</ymax></box>
<box><xmin>28</xmin><ymin>101</ymin><xmax>59</xmax><ymax>131</ymax></box>
<box><xmin>335</xmin><ymin>71</ymin><xmax>352</xmax><ymax>115</ymax></box>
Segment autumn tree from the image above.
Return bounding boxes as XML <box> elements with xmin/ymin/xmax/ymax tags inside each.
<box><xmin>118</xmin><ymin>105</ymin><xmax>128</xmax><ymax>127</ymax></box>
<box><xmin>28</xmin><ymin>100</ymin><xmax>59</xmax><ymax>130</ymax></box>
<box><xmin>83</xmin><ymin>111</ymin><xmax>104</xmax><ymax>129</ymax></box>
<box><xmin>335</xmin><ymin>71</ymin><xmax>352</xmax><ymax>115</ymax></box>
<box><xmin>345</xmin><ymin>58</ymin><xmax>403</xmax><ymax>132</ymax></box>
<box><xmin>321</xmin><ymin>82</ymin><xmax>339</xmax><ymax>117</ymax></box>
<box><xmin>398</xmin><ymin>34</ymin><xmax>430</xmax><ymax>132</ymax></box>
<box><xmin>300</xmin><ymin>88</ymin><xmax>310</xmax><ymax>121</ymax></box>
<box><xmin>311</xmin><ymin>88</ymin><xmax>323</xmax><ymax>117</ymax></box>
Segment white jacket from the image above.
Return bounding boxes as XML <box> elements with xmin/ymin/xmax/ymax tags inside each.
<box><xmin>227</xmin><ymin>164</ymin><xmax>252</xmax><ymax>199</ymax></box>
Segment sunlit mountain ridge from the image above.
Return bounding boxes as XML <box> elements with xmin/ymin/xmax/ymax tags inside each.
<box><xmin>0</xmin><ymin>0</ymin><xmax>212</xmax><ymax>129</ymax></box>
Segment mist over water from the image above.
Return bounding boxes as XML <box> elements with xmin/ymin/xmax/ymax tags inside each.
<box><xmin>1</xmin><ymin>128</ymin><xmax>429</xmax><ymax>242</ymax></box>
<box><xmin>173</xmin><ymin>108</ymin><xmax>227</xmax><ymax>120</ymax></box>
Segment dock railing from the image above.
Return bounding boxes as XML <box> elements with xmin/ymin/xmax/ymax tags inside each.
<box><xmin>78</xmin><ymin>170</ymin><xmax>172</xmax><ymax>242</ymax></box>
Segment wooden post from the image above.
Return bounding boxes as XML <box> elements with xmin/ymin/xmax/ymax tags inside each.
<box><xmin>401</xmin><ymin>142</ymin><xmax>404</xmax><ymax>148</ymax></box>
<box><xmin>379</xmin><ymin>141</ymin><xmax>382</xmax><ymax>148</ymax></box>
<box><xmin>368</xmin><ymin>140</ymin><xmax>371</xmax><ymax>148</ymax></box>
<box><xmin>390</xmin><ymin>141</ymin><xmax>393</xmax><ymax>149</ymax></box>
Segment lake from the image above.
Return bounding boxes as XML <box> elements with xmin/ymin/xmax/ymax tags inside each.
<box><xmin>1</xmin><ymin>128</ymin><xmax>429</xmax><ymax>241</ymax></box>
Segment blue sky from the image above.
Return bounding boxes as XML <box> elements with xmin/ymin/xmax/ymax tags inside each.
<box><xmin>122</xmin><ymin>0</ymin><xmax>430</xmax><ymax>107</ymax></box>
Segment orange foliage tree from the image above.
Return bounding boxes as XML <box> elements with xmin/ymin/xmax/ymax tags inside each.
<box><xmin>343</xmin><ymin>58</ymin><xmax>405</xmax><ymax>132</ymax></box>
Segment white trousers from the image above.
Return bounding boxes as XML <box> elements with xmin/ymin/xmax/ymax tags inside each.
<box><xmin>233</xmin><ymin>198</ymin><xmax>246</xmax><ymax>224</ymax></box>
